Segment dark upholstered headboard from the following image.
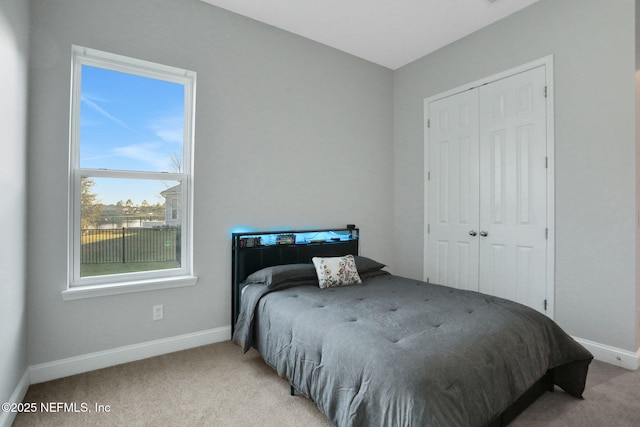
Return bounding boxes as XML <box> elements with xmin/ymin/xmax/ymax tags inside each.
<box><xmin>231</xmin><ymin>226</ymin><xmax>359</xmax><ymax>329</ymax></box>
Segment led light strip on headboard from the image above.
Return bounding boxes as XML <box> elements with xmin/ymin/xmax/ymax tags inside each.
<box><xmin>230</xmin><ymin>225</ymin><xmax>359</xmax><ymax>331</ymax></box>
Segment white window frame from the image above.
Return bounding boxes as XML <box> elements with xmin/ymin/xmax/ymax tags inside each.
<box><xmin>63</xmin><ymin>46</ymin><xmax>197</xmax><ymax>300</ymax></box>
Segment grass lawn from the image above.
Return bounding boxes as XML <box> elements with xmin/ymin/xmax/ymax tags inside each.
<box><xmin>80</xmin><ymin>260</ymin><xmax>180</xmax><ymax>277</ymax></box>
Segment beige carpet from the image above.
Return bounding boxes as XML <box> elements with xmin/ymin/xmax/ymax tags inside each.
<box><xmin>13</xmin><ymin>341</ymin><xmax>640</xmax><ymax>426</ymax></box>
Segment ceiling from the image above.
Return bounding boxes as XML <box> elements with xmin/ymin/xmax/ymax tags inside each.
<box><xmin>200</xmin><ymin>0</ymin><xmax>540</xmax><ymax>70</ymax></box>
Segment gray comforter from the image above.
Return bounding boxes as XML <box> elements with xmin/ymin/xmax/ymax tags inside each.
<box><xmin>233</xmin><ymin>274</ymin><xmax>592</xmax><ymax>427</ymax></box>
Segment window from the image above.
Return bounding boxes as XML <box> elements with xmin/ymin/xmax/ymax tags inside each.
<box><xmin>171</xmin><ymin>198</ymin><xmax>179</xmax><ymax>221</ymax></box>
<box><xmin>65</xmin><ymin>46</ymin><xmax>196</xmax><ymax>299</ymax></box>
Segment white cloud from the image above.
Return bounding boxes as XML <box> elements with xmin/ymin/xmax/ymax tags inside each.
<box><xmin>81</xmin><ymin>94</ymin><xmax>137</xmax><ymax>132</ymax></box>
<box><xmin>148</xmin><ymin>115</ymin><xmax>184</xmax><ymax>144</ymax></box>
<box><xmin>112</xmin><ymin>143</ymin><xmax>175</xmax><ymax>172</ymax></box>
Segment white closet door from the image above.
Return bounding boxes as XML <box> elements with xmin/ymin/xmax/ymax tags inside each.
<box><xmin>478</xmin><ymin>66</ymin><xmax>548</xmax><ymax>312</ymax></box>
<box><xmin>427</xmin><ymin>89</ymin><xmax>480</xmax><ymax>291</ymax></box>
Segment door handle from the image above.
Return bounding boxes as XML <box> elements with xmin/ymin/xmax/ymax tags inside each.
<box><xmin>469</xmin><ymin>230</ymin><xmax>477</xmax><ymax>236</ymax></box>
<box><xmin>479</xmin><ymin>230</ymin><xmax>488</xmax><ymax>237</ymax></box>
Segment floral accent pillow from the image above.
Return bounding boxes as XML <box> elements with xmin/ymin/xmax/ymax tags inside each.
<box><xmin>312</xmin><ymin>255</ymin><xmax>362</xmax><ymax>289</ymax></box>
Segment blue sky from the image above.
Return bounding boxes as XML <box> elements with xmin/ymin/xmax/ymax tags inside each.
<box><xmin>80</xmin><ymin>65</ymin><xmax>185</xmax><ymax>205</ymax></box>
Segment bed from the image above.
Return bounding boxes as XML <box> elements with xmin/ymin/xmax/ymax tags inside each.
<box><xmin>231</xmin><ymin>227</ymin><xmax>593</xmax><ymax>427</ymax></box>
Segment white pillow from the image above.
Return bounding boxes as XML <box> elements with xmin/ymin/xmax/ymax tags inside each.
<box><xmin>312</xmin><ymin>255</ymin><xmax>362</xmax><ymax>289</ymax></box>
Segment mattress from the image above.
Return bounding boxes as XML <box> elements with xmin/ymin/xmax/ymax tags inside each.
<box><xmin>233</xmin><ymin>273</ymin><xmax>592</xmax><ymax>427</ymax></box>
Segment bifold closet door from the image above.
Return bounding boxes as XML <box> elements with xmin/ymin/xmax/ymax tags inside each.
<box><xmin>477</xmin><ymin>66</ymin><xmax>547</xmax><ymax>312</ymax></box>
<box><xmin>427</xmin><ymin>89</ymin><xmax>480</xmax><ymax>292</ymax></box>
<box><xmin>427</xmin><ymin>65</ymin><xmax>548</xmax><ymax>314</ymax></box>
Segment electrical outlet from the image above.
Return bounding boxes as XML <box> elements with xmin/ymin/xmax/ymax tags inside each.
<box><xmin>153</xmin><ymin>304</ymin><xmax>163</xmax><ymax>321</ymax></box>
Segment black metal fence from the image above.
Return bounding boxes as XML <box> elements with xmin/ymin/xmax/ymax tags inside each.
<box><xmin>81</xmin><ymin>227</ymin><xmax>181</xmax><ymax>264</ymax></box>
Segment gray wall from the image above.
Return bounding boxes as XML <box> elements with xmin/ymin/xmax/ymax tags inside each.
<box><xmin>0</xmin><ymin>0</ymin><xmax>29</xmax><ymax>405</ymax></box>
<box><xmin>23</xmin><ymin>0</ymin><xmax>640</xmax><ymax>367</ymax></box>
<box><xmin>637</xmin><ymin>0</ymin><xmax>640</xmax><ymax>349</ymax></box>
<box><xmin>393</xmin><ymin>0</ymin><xmax>638</xmax><ymax>351</ymax></box>
<box><xmin>27</xmin><ymin>0</ymin><xmax>393</xmax><ymax>365</ymax></box>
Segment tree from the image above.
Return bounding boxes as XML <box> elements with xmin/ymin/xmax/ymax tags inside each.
<box><xmin>170</xmin><ymin>151</ymin><xmax>182</xmax><ymax>173</ymax></box>
<box><xmin>81</xmin><ymin>177</ymin><xmax>103</xmax><ymax>230</ymax></box>
<box><xmin>124</xmin><ymin>199</ymin><xmax>134</xmax><ymax>215</ymax></box>
<box><xmin>152</xmin><ymin>202</ymin><xmax>165</xmax><ymax>216</ymax></box>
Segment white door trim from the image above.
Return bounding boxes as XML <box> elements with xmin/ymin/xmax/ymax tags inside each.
<box><xmin>423</xmin><ymin>55</ymin><xmax>555</xmax><ymax>318</ymax></box>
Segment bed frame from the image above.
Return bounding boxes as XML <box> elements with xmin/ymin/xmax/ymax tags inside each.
<box><xmin>230</xmin><ymin>226</ymin><xmax>552</xmax><ymax>426</ymax></box>
<box><xmin>231</xmin><ymin>226</ymin><xmax>359</xmax><ymax>330</ymax></box>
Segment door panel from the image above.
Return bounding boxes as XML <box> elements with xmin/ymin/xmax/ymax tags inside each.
<box><xmin>478</xmin><ymin>66</ymin><xmax>547</xmax><ymax>313</ymax></box>
<box><xmin>427</xmin><ymin>89</ymin><xmax>480</xmax><ymax>291</ymax></box>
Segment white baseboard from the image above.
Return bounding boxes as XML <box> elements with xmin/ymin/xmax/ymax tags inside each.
<box><xmin>573</xmin><ymin>336</ymin><xmax>640</xmax><ymax>370</ymax></box>
<box><xmin>29</xmin><ymin>326</ymin><xmax>231</xmax><ymax>384</ymax></box>
<box><xmin>0</xmin><ymin>369</ymin><xmax>30</xmax><ymax>427</ymax></box>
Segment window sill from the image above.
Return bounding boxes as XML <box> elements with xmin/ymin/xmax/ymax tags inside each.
<box><xmin>62</xmin><ymin>275</ymin><xmax>198</xmax><ymax>301</ymax></box>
